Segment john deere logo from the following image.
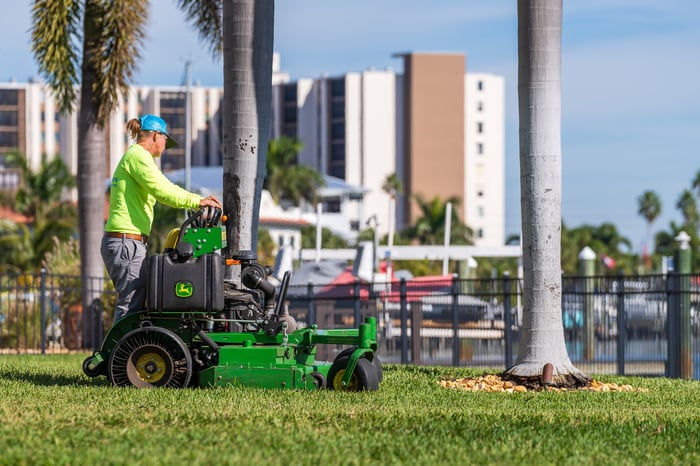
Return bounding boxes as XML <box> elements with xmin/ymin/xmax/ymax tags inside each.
<box><xmin>175</xmin><ymin>281</ymin><xmax>193</xmax><ymax>298</ymax></box>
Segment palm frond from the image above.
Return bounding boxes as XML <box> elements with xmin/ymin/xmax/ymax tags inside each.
<box><xmin>87</xmin><ymin>0</ymin><xmax>148</xmax><ymax>123</ymax></box>
<box><xmin>31</xmin><ymin>0</ymin><xmax>82</xmax><ymax>114</ymax></box>
<box><xmin>176</xmin><ymin>0</ymin><xmax>223</xmax><ymax>57</ymax></box>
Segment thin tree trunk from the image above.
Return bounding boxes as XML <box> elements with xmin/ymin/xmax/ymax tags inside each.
<box><xmin>504</xmin><ymin>0</ymin><xmax>589</xmax><ymax>387</ymax></box>
<box><xmin>222</xmin><ymin>0</ymin><xmax>274</xmax><ymax>281</ymax></box>
<box><xmin>78</xmin><ymin>8</ymin><xmax>106</xmax><ymax>348</ymax></box>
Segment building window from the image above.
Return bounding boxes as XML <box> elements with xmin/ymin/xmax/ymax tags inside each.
<box><xmin>329</xmin><ymin>142</ymin><xmax>345</xmax><ymax>179</ymax></box>
<box><xmin>282</xmin><ymin>83</ymin><xmax>298</xmax><ymax>138</ymax></box>
<box><xmin>331</xmin><ymin>121</ymin><xmax>345</xmax><ymax>139</ymax></box>
<box><xmin>323</xmin><ymin>197</ymin><xmax>341</xmax><ymax>213</ymax></box>
<box><xmin>331</xmin><ymin>101</ymin><xmax>344</xmax><ymax>118</ymax></box>
<box><xmin>331</xmin><ymin>78</ymin><xmax>345</xmax><ymax>96</ymax></box>
<box><xmin>478</xmin><ymin>206</ymin><xmax>484</xmax><ymax>217</ymax></box>
<box><xmin>477</xmin><ymin>101</ymin><xmax>483</xmax><ymax>112</ymax></box>
<box><xmin>284</xmin><ymin>84</ymin><xmax>297</xmax><ymax>101</ymax></box>
<box><xmin>0</xmin><ymin>112</ymin><xmax>18</xmax><ymax>126</ymax></box>
<box><xmin>477</xmin><ymin>80</ymin><xmax>484</xmax><ymax>91</ymax></box>
<box><xmin>477</xmin><ymin>143</ymin><xmax>484</xmax><ymax>155</ymax></box>
<box><xmin>0</xmin><ymin>90</ymin><xmax>18</xmax><ymax>106</ymax></box>
<box><xmin>477</xmin><ymin>190</ymin><xmax>484</xmax><ymax>197</ymax></box>
<box><xmin>477</xmin><ymin>228</ymin><xmax>484</xmax><ymax>238</ymax></box>
<box><xmin>327</xmin><ymin>77</ymin><xmax>346</xmax><ymax>180</ymax></box>
<box><xmin>0</xmin><ymin>132</ymin><xmax>19</xmax><ymax>147</ymax></box>
<box><xmin>477</xmin><ymin>122</ymin><xmax>484</xmax><ymax>134</ymax></box>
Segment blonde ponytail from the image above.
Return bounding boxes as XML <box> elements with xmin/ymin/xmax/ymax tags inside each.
<box><xmin>126</xmin><ymin>118</ymin><xmax>142</xmax><ymax>140</ymax></box>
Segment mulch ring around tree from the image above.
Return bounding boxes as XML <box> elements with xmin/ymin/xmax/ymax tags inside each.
<box><xmin>438</xmin><ymin>374</ymin><xmax>648</xmax><ymax>393</ymax></box>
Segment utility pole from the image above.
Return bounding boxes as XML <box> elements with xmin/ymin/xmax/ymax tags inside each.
<box><xmin>185</xmin><ymin>60</ymin><xmax>192</xmax><ymax>192</ymax></box>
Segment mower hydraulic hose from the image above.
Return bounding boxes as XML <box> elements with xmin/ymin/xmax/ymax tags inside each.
<box><xmin>196</xmin><ymin>328</ymin><xmax>219</xmax><ymax>352</ymax></box>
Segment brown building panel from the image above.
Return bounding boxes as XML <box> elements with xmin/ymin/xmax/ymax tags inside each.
<box><xmin>401</xmin><ymin>53</ymin><xmax>465</xmax><ymax>225</ymax></box>
<box><xmin>0</xmin><ymin>88</ymin><xmax>26</xmax><ymax>156</ymax></box>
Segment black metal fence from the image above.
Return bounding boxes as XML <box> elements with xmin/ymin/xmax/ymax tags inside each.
<box><xmin>2</xmin><ymin>270</ymin><xmax>699</xmax><ymax>379</ymax></box>
<box><xmin>284</xmin><ymin>272</ymin><xmax>700</xmax><ymax>379</ymax></box>
<box><xmin>0</xmin><ymin>270</ymin><xmax>113</xmax><ymax>353</ymax></box>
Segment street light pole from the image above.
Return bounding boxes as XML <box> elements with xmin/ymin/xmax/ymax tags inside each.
<box><xmin>366</xmin><ymin>215</ymin><xmax>379</xmax><ymax>274</ymax></box>
<box><xmin>184</xmin><ymin>61</ymin><xmax>192</xmax><ymax>192</ymax></box>
<box><xmin>386</xmin><ymin>197</ymin><xmax>395</xmax><ymax>281</ymax></box>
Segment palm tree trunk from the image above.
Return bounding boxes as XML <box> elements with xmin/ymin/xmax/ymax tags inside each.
<box><xmin>77</xmin><ymin>9</ymin><xmax>107</xmax><ymax>348</ymax></box>
<box><xmin>504</xmin><ymin>0</ymin><xmax>589</xmax><ymax>386</ymax></box>
<box><xmin>222</xmin><ymin>0</ymin><xmax>274</xmax><ymax>278</ymax></box>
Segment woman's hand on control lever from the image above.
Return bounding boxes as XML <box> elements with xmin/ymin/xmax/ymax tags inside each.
<box><xmin>199</xmin><ymin>195</ymin><xmax>222</xmax><ymax>210</ymax></box>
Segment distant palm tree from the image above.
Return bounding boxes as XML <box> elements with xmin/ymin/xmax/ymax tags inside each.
<box><xmin>0</xmin><ymin>221</ymin><xmax>34</xmax><ymax>273</ymax></box>
<box><xmin>301</xmin><ymin>225</ymin><xmax>349</xmax><ymax>249</ymax></box>
<box><xmin>637</xmin><ymin>190</ymin><xmax>661</xmax><ymax>254</ymax></box>
<box><xmin>503</xmin><ymin>0</ymin><xmax>590</xmax><ymax>387</ymax></box>
<box><xmin>381</xmin><ymin>173</ymin><xmax>403</xmax><ymax>200</ymax></box>
<box><xmin>676</xmin><ymin>189</ymin><xmax>699</xmax><ymax>227</ymax></box>
<box><xmin>5</xmin><ymin>152</ymin><xmax>75</xmax><ymax>223</ymax></box>
<box><xmin>222</xmin><ymin>0</ymin><xmax>274</xmax><ymax>269</ymax></box>
<box><xmin>0</xmin><ymin>152</ymin><xmax>76</xmax><ymax>271</ymax></box>
<box><xmin>265</xmin><ymin>137</ymin><xmax>324</xmax><ymax>206</ymax></box>
<box><xmin>692</xmin><ymin>169</ymin><xmax>700</xmax><ymax>199</ymax></box>
<box><xmin>404</xmin><ymin>194</ymin><xmax>472</xmax><ymax>246</ymax></box>
<box><xmin>561</xmin><ymin>222</ymin><xmax>633</xmax><ymax>274</ymax></box>
<box><xmin>30</xmin><ymin>0</ymin><xmax>222</xmax><ymax>311</ymax></box>
<box><xmin>256</xmin><ymin>228</ymin><xmax>277</xmax><ymax>267</ymax></box>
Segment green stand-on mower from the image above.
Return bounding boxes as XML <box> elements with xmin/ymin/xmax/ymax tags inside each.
<box><xmin>83</xmin><ymin>208</ymin><xmax>382</xmax><ymax>391</ymax></box>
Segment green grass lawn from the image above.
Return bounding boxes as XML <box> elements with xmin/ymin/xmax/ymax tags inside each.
<box><xmin>1</xmin><ymin>354</ymin><xmax>700</xmax><ymax>466</ymax></box>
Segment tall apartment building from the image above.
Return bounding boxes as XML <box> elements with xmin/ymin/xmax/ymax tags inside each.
<box><xmin>271</xmin><ymin>52</ymin><xmax>505</xmax><ymax>247</ymax></box>
<box><xmin>0</xmin><ymin>80</ymin><xmax>58</xmax><ymax>173</ymax></box>
<box><xmin>0</xmin><ymin>52</ymin><xmax>505</xmax><ymax>247</ymax></box>
<box><xmin>0</xmin><ymin>80</ymin><xmax>225</xmax><ymax>181</ymax></box>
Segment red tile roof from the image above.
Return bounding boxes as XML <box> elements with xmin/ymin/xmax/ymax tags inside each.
<box><xmin>0</xmin><ymin>206</ymin><xmax>31</xmax><ymax>224</ymax></box>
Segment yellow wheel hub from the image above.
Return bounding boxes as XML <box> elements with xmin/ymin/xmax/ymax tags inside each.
<box><xmin>133</xmin><ymin>352</ymin><xmax>167</xmax><ymax>383</ymax></box>
<box><xmin>332</xmin><ymin>369</ymin><xmax>358</xmax><ymax>391</ymax></box>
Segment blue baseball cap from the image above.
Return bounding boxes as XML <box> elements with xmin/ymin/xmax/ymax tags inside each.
<box><xmin>139</xmin><ymin>114</ymin><xmax>178</xmax><ymax>149</ymax></box>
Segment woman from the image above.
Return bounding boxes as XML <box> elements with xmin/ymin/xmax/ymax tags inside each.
<box><xmin>102</xmin><ymin>114</ymin><xmax>222</xmax><ymax>323</ymax></box>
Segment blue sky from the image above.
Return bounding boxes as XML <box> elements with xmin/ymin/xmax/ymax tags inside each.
<box><xmin>2</xmin><ymin>1</ymin><xmax>699</xmax><ymax>252</ymax></box>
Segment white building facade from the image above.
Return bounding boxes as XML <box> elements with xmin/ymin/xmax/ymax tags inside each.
<box><xmin>271</xmin><ymin>55</ymin><xmax>505</xmax><ymax>247</ymax></box>
<box><xmin>1</xmin><ymin>53</ymin><xmax>505</xmax><ymax>247</ymax></box>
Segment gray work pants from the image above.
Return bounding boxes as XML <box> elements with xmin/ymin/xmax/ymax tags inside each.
<box><xmin>101</xmin><ymin>235</ymin><xmax>148</xmax><ymax>324</ymax></box>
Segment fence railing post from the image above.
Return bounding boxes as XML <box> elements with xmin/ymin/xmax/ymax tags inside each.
<box><xmin>354</xmin><ymin>278</ymin><xmax>361</xmax><ymax>327</ymax></box>
<box><xmin>503</xmin><ymin>272</ymin><xmax>513</xmax><ymax>369</ymax></box>
<box><xmin>400</xmin><ymin>278</ymin><xmax>408</xmax><ymax>364</ymax></box>
<box><xmin>680</xmin><ymin>271</ymin><xmax>693</xmax><ymax>379</ymax></box>
<box><xmin>675</xmin><ymin>233</ymin><xmax>693</xmax><ymax>378</ymax></box>
<box><xmin>616</xmin><ymin>272</ymin><xmax>626</xmax><ymax>375</ymax></box>
<box><xmin>39</xmin><ymin>269</ymin><xmax>47</xmax><ymax>355</ymax></box>
<box><xmin>451</xmin><ymin>275</ymin><xmax>460</xmax><ymax>366</ymax></box>
<box><xmin>579</xmin><ymin>248</ymin><xmax>596</xmax><ymax>361</ymax></box>
<box><xmin>666</xmin><ymin>271</ymin><xmax>679</xmax><ymax>378</ymax></box>
<box><xmin>307</xmin><ymin>282</ymin><xmax>315</xmax><ymax>326</ymax></box>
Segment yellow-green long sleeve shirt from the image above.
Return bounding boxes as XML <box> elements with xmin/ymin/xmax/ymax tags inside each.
<box><xmin>105</xmin><ymin>144</ymin><xmax>201</xmax><ymax>235</ymax></box>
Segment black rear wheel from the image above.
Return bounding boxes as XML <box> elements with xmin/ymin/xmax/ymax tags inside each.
<box><xmin>108</xmin><ymin>327</ymin><xmax>192</xmax><ymax>388</ymax></box>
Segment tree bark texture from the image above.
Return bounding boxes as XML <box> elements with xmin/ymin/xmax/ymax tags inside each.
<box><xmin>78</xmin><ymin>8</ymin><xmax>107</xmax><ymax>347</ymax></box>
<box><xmin>222</xmin><ymin>0</ymin><xmax>274</xmax><ymax>265</ymax></box>
<box><xmin>505</xmin><ymin>0</ymin><xmax>590</xmax><ymax>386</ymax></box>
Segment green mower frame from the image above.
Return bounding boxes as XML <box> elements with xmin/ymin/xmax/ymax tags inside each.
<box><xmin>83</xmin><ymin>208</ymin><xmax>382</xmax><ymax>391</ymax></box>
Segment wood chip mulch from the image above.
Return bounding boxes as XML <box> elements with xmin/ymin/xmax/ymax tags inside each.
<box><xmin>438</xmin><ymin>374</ymin><xmax>648</xmax><ymax>393</ymax></box>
